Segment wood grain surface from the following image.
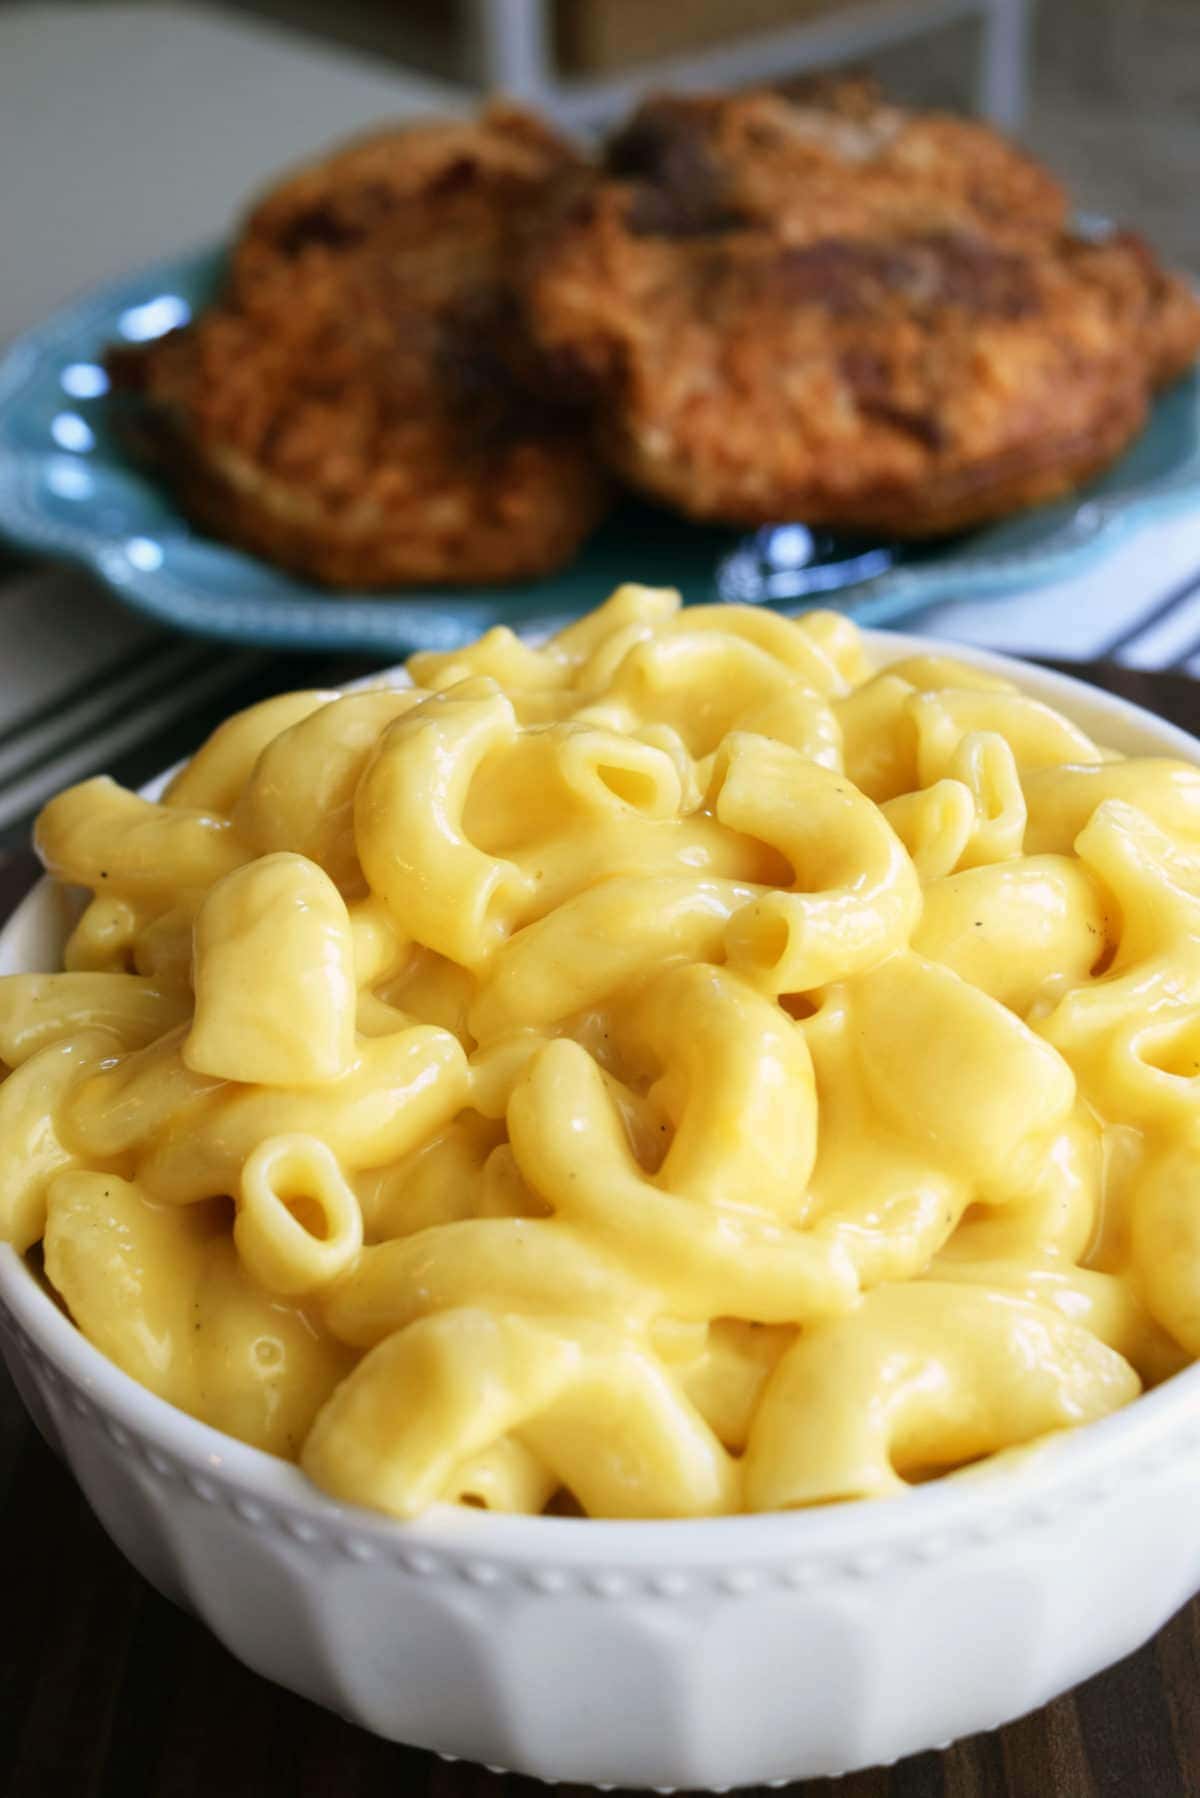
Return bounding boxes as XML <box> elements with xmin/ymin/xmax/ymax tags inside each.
<box><xmin>1</xmin><ymin>657</ymin><xmax>1198</xmax><ymax>1798</ymax></box>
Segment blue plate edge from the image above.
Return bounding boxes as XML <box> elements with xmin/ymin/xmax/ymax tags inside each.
<box><xmin>2</xmin><ymin>243</ymin><xmax>1199</xmax><ymax>656</ymax></box>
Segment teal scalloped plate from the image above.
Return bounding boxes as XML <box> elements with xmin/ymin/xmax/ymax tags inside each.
<box><xmin>2</xmin><ymin>245</ymin><xmax>1199</xmax><ymax>655</ymax></box>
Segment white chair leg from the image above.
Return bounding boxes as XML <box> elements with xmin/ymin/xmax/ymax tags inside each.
<box><xmin>464</xmin><ymin>0</ymin><xmax>552</xmax><ymax>103</ymax></box>
<box><xmin>976</xmin><ymin>0</ymin><xmax>1032</xmax><ymax>128</ymax></box>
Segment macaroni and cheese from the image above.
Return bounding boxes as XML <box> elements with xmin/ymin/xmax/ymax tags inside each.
<box><xmin>3</xmin><ymin>586</ymin><xmax>1199</xmax><ymax>1519</ymax></box>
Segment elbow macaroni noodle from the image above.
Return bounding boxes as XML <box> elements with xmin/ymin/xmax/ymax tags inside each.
<box><xmin>4</xmin><ymin>586</ymin><xmax>1199</xmax><ymax>1518</ymax></box>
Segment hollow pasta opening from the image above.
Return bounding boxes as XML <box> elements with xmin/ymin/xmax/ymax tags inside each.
<box><xmin>737</xmin><ymin>908</ymin><xmax>791</xmax><ymax>975</ymax></box>
<box><xmin>976</xmin><ymin>763</ymin><xmax>1012</xmax><ymax>825</ymax></box>
<box><xmin>1089</xmin><ymin>930</ymin><xmax>1120</xmax><ymax>978</ymax></box>
<box><xmin>544</xmin><ymin>1486</ymin><xmax>586</xmax><ymax>1518</ymax></box>
<box><xmin>594</xmin><ymin>762</ymin><xmax>662</xmax><ymax>811</ymax></box>
<box><xmin>283</xmin><ymin>1193</ymin><xmax>331</xmax><ymax>1242</ymax></box>
<box><xmin>1135</xmin><ymin>1017</ymin><xmax>1200</xmax><ymax>1080</ymax></box>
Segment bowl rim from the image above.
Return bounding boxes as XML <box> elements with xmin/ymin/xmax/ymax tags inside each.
<box><xmin>2</xmin><ymin>623</ymin><xmax>1199</xmax><ymax>1568</ymax></box>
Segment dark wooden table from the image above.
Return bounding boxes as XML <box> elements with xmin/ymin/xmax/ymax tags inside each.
<box><xmin>2</xmin><ymin>658</ymin><xmax>1199</xmax><ymax>1798</ymax></box>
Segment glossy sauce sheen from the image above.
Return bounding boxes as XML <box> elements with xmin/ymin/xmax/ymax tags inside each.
<box><xmin>2</xmin><ymin>586</ymin><xmax>1199</xmax><ymax>1520</ymax></box>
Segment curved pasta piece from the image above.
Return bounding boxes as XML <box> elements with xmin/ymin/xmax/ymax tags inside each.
<box><xmin>550</xmin><ymin>582</ymin><xmax>682</xmax><ymax>672</ymax></box>
<box><xmin>0</xmin><ymin>972</ymin><xmax>189</xmax><ymax>1065</ymax></box>
<box><xmin>163</xmin><ymin>689</ymin><xmax>335</xmax><ymax>812</ymax></box>
<box><xmin>309</xmin><ymin>1306</ymin><xmax>740</xmax><ymax>1521</ymax></box>
<box><xmin>550</xmin><ymin>724</ymin><xmax>686</xmax><ymax>816</ymax></box>
<box><xmin>597</xmin><ymin>632</ymin><xmax>823</xmax><ymax>756</ymax></box>
<box><xmin>322</xmin><ymin>1216</ymin><xmax>655</xmax><ymax>1346</ymax></box>
<box><xmin>517</xmin><ymin>1325</ymin><xmax>740</xmax><ymax>1519</ymax></box>
<box><xmin>823</xmin><ymin>1170</ymin><xmax>967</xmax><ymax>1288</ymax></box>
<box><xmin>1022</xmin><ymin>758</ymin><xmax>1200</xmax><ymax>857</ymax></box>
<box><xmin>43</xmin><ymin>1170</ymin><xmax>353</xmax><ymax>1455</ymax></box>
<box><xmin>921</xmin><ymin>1258</ymin><xmax>1187</xmax><ymax>1386</ymax></box>
<box><xmin>355</xmin><ymin>1114</ymin><xmax>501</xmax><ymax>1242</ymax></box>
<box><xmin>721</xmin><ymin>687</ymin><xmax>842</xmax><ymax>771</ymax></box>
<box><xmin>632</xmin><ymin>962</ymin><xmax>818</xmax><ymax>1221</ymax></box>
<box><xmin>1109</xmin><ymin>1007</ymin><xmax>1200</xmax><ymax>1132</ymax></box>
<box><xmin>233</xmin><ymin>688</ymin><xmax>424</xmax><ymax>891</ymax></box>
<box><xmin>912</xmin><ymin>856</ymin><xmax>1110</xmax><ymax>1015</ymax></box>
<box><xmin>459</xmin><ymin>720</ymin><xmax>778</xmax><ymax>920</ymax></box>
<box><xmin>302</xmin><ymin>1309</ymin><xmax>584</xmax><ymax>1517</ymax></box>
<box><xmin>662</xmin><ymin>604</ymin><xmax>854</xmax><ymax>697</ymax></box>
<box><xmin>131</xmin><ymin>906</ymin><xmax>196</xmax><ymax>985</ymax></box>
<box><xmin>464</xmin><ymin>721</ymin><xmax>684</xmax><ymax>854</ymax></box>
<box><xmin>834</xmin><ymin>672</ymin><xmax>918</xmax><ymax>801</ymax></box>
<box><xmin>627</xmin><ymin>722</ymin><xmax>703</xmax><ymax>811</ymax></box>
<box><xmin>936</xmin><ymin>1105</ymin><xmax>1102</xmax><ymax>1264</ymax></box>
<box><xmin>409</xmin><ymin>584</ymin><xmax>682</xmax><ymax>699</ymax></box>
<box><xmin>134</xmin><ymin>1025</ymin><xmax>468</xmax><ymax>1204</ymax></box>
<box><xmin>801</xmin><ymin>995</ymin><xmax>968</xmax><ymax>1284</ymax></box>
<box><xmin>507</xmin><ymin>1039</ymin><xmax>858</xmax><ymax>1324</ymax></box>
<box><xmin>477</xmin><ymin>1143</ymin><xmax>548</xmax><ymax>1220</ymax></box>
<box><xmin>378</xmin><ymin>945</ymin><xmax>476</xmax><ymax>1048</ymax></box>
<box><xmin>850</xmin><ymin>953</ymin><xmax>1077</xmax><ymax>1177</ymax></box>
<box><xmin>469</xmin><ymin>1035</ymin><xmax>665</xmax><ymax>1172</ymax></box>
<box><xmin>883</xmin><ymin>655</ymin><xmax>1016</xmax><ymax>696</ymax></box>
<box><xmin>1077</xmin><ymin>799</ymin><xmax>1200</xmax><ymax>953</ymax></box>
<box><xmin>911</xmin><ymin>689</ymin><xmax>1104</xmax><ymax>779</ymax></box>
<box><xmin>467</xmin><ymin>1032</ymin><xmax>554</xmax><ymax>1120</ymax></box>
<box><xmin>1042</xmin><ymin>962</ymin><xmax>1200</xmax><ymax>1110</ymax></box>
<box><xmin>409</xmin><ymin>627</ymin><xmax>573</xmax><ymax>698</ymax></box>
<box><xmin>713</xmin><ymin>736</ymin><xmax>921</xmax><ymax>994</ymax></box>
<box><xmin>0</xmin><ymin>1029</ymin><xmax>123</xmax><ymax>1251</ymax></box>
<box><xmin>467</xmin><ymin>875</ymin><xmax>761</xmax><ymax>1044</ymax></box>
<box><xmin>63</xmin><ymin>893</ymin><xmax>143</xmax><ymax>974</ymax></box>
<box><xmin>194</xmin><ymin>1238</ymin><xmax>356</xmax><ymax>1457</ymax></box>
<box><xmin>1131</xmin><ymin>1147</ymin><xmax>1200</xmax><ymax>1356</ymax></box>
<box><xmin>442</xmin><ymin>1437</ymin><xmax>558</xmax><ymax>1514</ymax></box>
<box><xmin>788</xmin><ymin>609</ymin><xmax>875</xmax><ymax>687</ymax></box>
<box><xmin>36</xmin><ymin>778</ymin><xmax>251</xmax><ymax>900</ymax></box>
<box><xmin>514</xmin><ymin>813</ymin><xmax>785</xmax><ymax>928</ymax></box>
<box><xmin>673</xmin><ymin>1320</ymin><xmax>796</xmax><ymax>1453</ymax></box>
<box><xmin>744</xmin><ymin>1284</ymin><xmax>1140</xmax><ymax>1508</ymax></box>
<box><xmin>186</xmin><ymin>854</ymin><xmax>357</xmax><ymax>1085</ymax></box>
<box><xmin>235</xmin><ymin>1134</ymin><xmax>363</xmax><ymax>1295</ymax></box>
<box><xmin>355</xmin><ymin>683</ymin><xmax>531</xmax><ymax>969</ymax></box>
<box><xmin>881</xmin><ymin>780</ymin><xmax>975</xmax><ymax>883</ymax></box>
<box><xmin>1037</xmin><ymin>802</ymin><xmax>1200</xmax><ymax>1097</ymax></box>
<box><xmin>68</xmin><ymin>1024</ymin><xmax>224</xmax><ymax>1160</ymax></box>
<box><xmin>946</xmin><ymin>731</ymin><xmax>1027</xmax><ymax>867</ymax></box>
<box><xmin>44</xmin><ymin>1169</ymin><xmax>215</xmax><ymax>1403</ymax></box>
<box><xmin>348</xmin><ymin>894</ymin><xmax>411</xmax><ymax>988</ymax></box>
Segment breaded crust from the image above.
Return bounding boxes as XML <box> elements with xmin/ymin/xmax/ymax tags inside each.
<box><xmin>107</xmin><ymin>107</ymin><xmax>608</xmax><ymax>589</ymax></box>
<box><xmin>528</xmin><ymin>90</ymin><xmax>1200</xmax><ymax>537</ymax></box>
<box><xmin>603</xmin><ymin>86</ymin><xmax>1069</xmax><ymax>244</ymax></box>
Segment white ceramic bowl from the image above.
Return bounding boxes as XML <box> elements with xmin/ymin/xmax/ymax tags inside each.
<box><xmin>2</xmin><ymin>631</ymin><xmax>1200</xmax><ymax>1791</ymax></box>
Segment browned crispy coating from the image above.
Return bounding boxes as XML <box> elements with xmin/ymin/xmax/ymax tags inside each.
<box><xmin>528</xmin><ymin>89</ymin><xmax>1200</xmax><ymax>537</ymax></box>
<box><xmin>107</xmin><ymin>107</ymin><xmax>608</xmax><ymax>589</ymax></box>
<box><xmin>603</xmin><ymin>87</ymin><xmax>1070</xmax><ymax>243</ymax></box>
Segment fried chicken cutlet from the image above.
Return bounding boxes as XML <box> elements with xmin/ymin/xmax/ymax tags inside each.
<box><xmin>527</xmin><ymin>89</ymin><xmax>1200</xmax><ymax>537</ymax></box>
<box><xmin>108</xmin><ymin>107</ymin><xmax>608</xmax><ymax>589</ymax></box>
